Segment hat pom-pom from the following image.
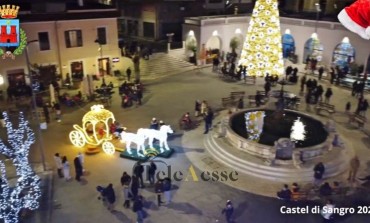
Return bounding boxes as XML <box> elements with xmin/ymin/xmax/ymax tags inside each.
<box><xmin>366</xmin><ymin>27</ymin><xmax>370</xmax><ymax>39</ymax></box>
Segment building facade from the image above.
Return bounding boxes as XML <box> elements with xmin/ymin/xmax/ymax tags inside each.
<box><xmin>0</xmin><ymin>1</ymin><xmax>121</xmax><ymax>89</ymax></box>
<box><xmin>182</xmin><ymin>15</ymin><xmax>369</xmax><ymax>68</ymax></box>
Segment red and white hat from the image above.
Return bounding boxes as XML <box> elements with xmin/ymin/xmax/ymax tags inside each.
<box><xmin>338</xmin><ymin>0</ymin><xmax>370</xmax><ymax>40</ymax></box>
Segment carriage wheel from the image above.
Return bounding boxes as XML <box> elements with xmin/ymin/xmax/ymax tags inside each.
<box><xmin>102</xmin><ymin>142</ymin><xmax>115</xmax><ymax>155</ymax></box>
<box><xmin>69</xmin><ymin>130</ymin><xmax>86</xmax><ymax>147</ymax></box>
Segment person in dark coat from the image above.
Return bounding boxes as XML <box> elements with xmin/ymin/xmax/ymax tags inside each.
<box><xmin>131</xmin><ymin>175</ymin><xmax>139</xmax><ymax>200</ymax></box>
<box><xmin>285</xmin><ymin>66</ymin><xmax>293</xmax><ymax>79</ymax></box>
<box><xmin>194</xmin><ymin>100</ymin><xmax>201</xmax><ymax>117</ymax></box>
<box><xmin>318</xmin><ymin>66</ymin><xmax>324</xmax><ymax>80</ymax></box>
<box><xmin>163</xmin><ymin>177</ymin><xmax>172</xmax><ymax>204</ymax></box>
<box><xmin>134</xmin><ymin>161</ymin><xmax>145</xmax><ymax>188</ymax></box>
<box><xmin>104</xmin><ymin>183</ymin><xmax>116</xmax><ymax>211</ymax></box>
<box><xmin>264</xmin><ymin>81</ymin><xmax>271</xmax><ymax>96</ymax></box>
<box><xmin>314</xmin><ymin>162</ymin><xmax>325</xmax><ymax>186</ymax></box>
<box><xmin>126</xmin><ymin>67</ymin><xmax>132</xmax><ymax>82</ymax></box>
<box><xmin>148</xmin><ymin>161</ymin><xmax>157</xmax><ymax>185</ymax></box>
<box><xmin>133</xmin><ymin>195</ymin><xmax>144</xmax><ymax>223</ymax></box>
<box><xmin>277</xmin><ymin>184</ymin><xmax>292</xmax><ymax>201</ymax></box>
<box><xmin>300</xmin><ymin>75</ymin><xmax>307</xmax><ymax>92</ymax></box>
<box><xmin>204</xmin><ymin>108</ymin><xmax>214</xmax><ymax>134</ymax></box>
<box><xmin>73</xmin><ymin>156</ymin><xmax>83</xmax><ymax>181</ymax></box>
<box><xmin>319</xmin><ymin>182</ymin><xmax>333</xmax><ymax>197</ymax></box>
<box><xmin>221</xmin><ymin>200</ymin><xmax>234</xmax><ymax>223</ymax></box>
<box><xmin>237</xmin><ymin>97</ymin><xmax>244</xmax><ymax>110</ymax></box>
<box><xmin>155</xmin><ymin>179</ymin><xmax>164</xmax><ymax>206</ymax></box>
<box><xmin>324</xmin><ymin>88</ymin><xmax>333</xmax><ymax>104</ymax></box>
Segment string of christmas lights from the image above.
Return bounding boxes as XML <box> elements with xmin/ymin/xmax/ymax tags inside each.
<box><xmin>0</xmin><ymin>112</ymin><xmax>41</xmax><ymax>223</ymax></box>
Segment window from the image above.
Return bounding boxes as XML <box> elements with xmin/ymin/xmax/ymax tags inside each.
<box><xmin>64</xmin><ymin>30</ymin><xmax>83</xmax><ymax>48</ymax></box>
<box><xmin>38</xmin><ymin>32</ymin><xmax>50</xmax><ymax>51</ymax></box>
<box><xmin>143</xmin><ymin>22</ymin><xmax>154</xmax><ymax>38</ymax></box>
<box><xmin>97</xmin><ymin>27</ymin><xmax>107</xmax><ymax>45</ymax></box>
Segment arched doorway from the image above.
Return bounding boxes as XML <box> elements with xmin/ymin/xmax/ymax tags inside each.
<box><xmin>205</xmin><ymin>36</ymin><xmax>222</xmax><ymax>53</ymax></box>
<box><xmin>282</xmin><ymin>33</ymin><xmax>295</xmax><ymax>58</ymax></box>
<box><xmin>332</xmin><ymin>40</ymin><xmax>355</xmax><ymax>69</ymax></box>
<box><xmin>303</xmin><ymin>37</ymin><xmax>324</xmax><ymax>62</ymax></box>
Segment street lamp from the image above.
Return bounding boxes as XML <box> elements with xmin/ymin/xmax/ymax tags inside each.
<box><xmin>314</xmin><ymin>3</ymin><xmax>321</xmax><ymax>33</ymax></box>
<box><xmin>24</xmin><ymin>40</ymin><xmax>47</xmax><ymax>171</ymax></box>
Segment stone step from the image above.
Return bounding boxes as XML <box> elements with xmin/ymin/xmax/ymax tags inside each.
<box><xmin>204</xmin><ymin>131</ymin><xmax>350</xmax><ymax>182</ymax></box>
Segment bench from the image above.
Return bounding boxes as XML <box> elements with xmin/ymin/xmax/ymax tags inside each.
<box><xmin>245</xmin><ymin>76</ymin><xmax>256</xmax><ymax>85</ymax></box>
<box><xmin>230</xmin><ymin>91</ymin><xmax>245</xmax><ymax>101</ymax></box>
<box><xmin>348</xmin><ymin>113</ymin><xmax>367</xmax><ymax>128</ymax></box>
<box><xmin>222</xmin><ymin>97</ymin><xmax>235</xmax><ymax>108</ymax></box>
<box><xmin>315</xmin><ymin>102</ymin><xmax>335</xmax><ymax>115</ymax></box>
<box><xmin>247</xmin><ymin>95</ymin><xmax>256</xmax><ymax>107</ymax></box>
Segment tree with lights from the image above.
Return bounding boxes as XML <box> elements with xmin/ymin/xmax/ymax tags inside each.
<box><xmin>0</xmin><ymin>112</ymin><xmax>41</xmax><ymax>223</ymax></box>
<box><xmin>290</xmin><ymin>117</ymin><xmax>306</xmax><ymax>142</ymax></box>
<box><xmin>238</xmin><ymin>0</ymin><xmax>284</xmax><ymax>77</ymax></box>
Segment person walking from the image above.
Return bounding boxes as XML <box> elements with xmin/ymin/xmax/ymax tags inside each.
<box><xmin>126</xmin><ymin>67</ymin><xmax>132</xmax><ymax>82</ymax></box>
<box><xmin>78</xmin><ymin>152</ymin><xmax>85</xmax><ymax>172</ymax></box>
<box><xmin>53</xmin><ymin>102</ymin><xmax>62</xmax><ymax>122</ymax></box>
<box><xmin>104</xmin><ymin>183</ymin><xmax>116</xmax><ymax>212</ymax></box>
<box><xmin>324</xmin><ymin>88</ymin><xmax>333</xmax><ymax>104</ymax></box>
<box><xmin>131</xmin><ymin>175</ymin><xmax>139</xmax><ymax>200</ymax></box>
<box><xmin>134</xmin><ymin>161</ymin><xmax>145</xmax><ymax>188</ymax></box>
<box><xmin>148</xmin><ymin>161</ymin><xmax>157</xmax><ymax>185</ymax></box>
<box><xmin>318</xmin><ymin>66</ymin><xmax>324</xmax><ymax>80</ymax></box>
<box><xmin>300</xmin><ymin>75</ymin><xmax>307</xmax><ymax>93</ymax></box>
<box><xmin>204</xmin><ymin>107</ymin><xmax>214</xmax><ymax>134</ymax></box>
<box><xmin>54</xmin><ymin>153</ymin><xmax>63</xmax><ymax>178</ymax></box>
<box><xmin>120</xmin><ymin>172</ymin><xmax>131</xmax><ymax>208</ymax></box>
<box><xmin>313</xmin><ymin>162</ymin><xmax>325</xmax><ymax>187</ymax></box>
<box><xmin>155</xmin><ymin>179</ymin><xmax>164</xmax><ymax>206</ymax></box>
<box><xmin>163</xmin><ymin>177</ymin><xmax>172</xmax><ymax>205</ymax></box>
<box><xmin>221</xmin><ymin>200</ymin><xmax>234</xmax><ymax>223</ymax></box>
<box><xmin>194</xmin><ymin>100</ymin><xmax>201</xmax><ymax>117</ymax></box>
<box><xmin>348</xmin><ymin>156</ymin><xmax>360</xmax><ymax>183</ymax></box>
<box><xmin>62</xmin><ymin>156</ymin><xmax>71</xmax><ymax>181</ymax></box>
<box><xmin>133</xmin><ymin>195</ymin><xmax>144</xmax><ymax>223</ymax></box>
<box><xmin>264</xmin><ymin>81</ymin><xmax>271</xmax><ymax>96</ymax></box>
<box><xmin>74</xmin><ymin>155</ymin><xmax>83</xmax><ymax>181</ymax></box>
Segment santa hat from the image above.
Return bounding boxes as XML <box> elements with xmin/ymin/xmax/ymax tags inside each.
<box><xmin>338</xmin><ymin>0</ymin><xmax>370</xmax><ymax>40</ymax></box>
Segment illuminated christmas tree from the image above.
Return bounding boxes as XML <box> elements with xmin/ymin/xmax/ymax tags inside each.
<box><xmin>0</xmin><ymin>112</ymin><xmax>41</xmax><ymax>223</ymax></box>
<box><xmin>290</xmin><ymin>117</ymin><xmax>306</xmax><ymax>142</ymax></box>
<box><xmin>238</xmin><ymin>0</ymin><xmax>284</xmax><ymax>77</ymax></box>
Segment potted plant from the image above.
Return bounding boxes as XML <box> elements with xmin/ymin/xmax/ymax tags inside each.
<box><xmin>230</xmin><ymin>37</ymin><xmax>240</xmax><ymax>54</ymax></box>
<box><xmin>186</xmin><ymin>39</ymin><xmax>197</xmax><ymax>64</ymax></box>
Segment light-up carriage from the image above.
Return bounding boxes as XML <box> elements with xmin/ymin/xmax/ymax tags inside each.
<box><xmin>69</xmin><ymin>105</ymin><xmax>116</xmax><ymax>155</ymax></box>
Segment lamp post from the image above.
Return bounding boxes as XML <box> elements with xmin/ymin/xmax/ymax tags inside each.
<box><xmin>314</xmin><ymin>3</ymin><xmax>321</xmax><ymax>33</ymax></box>
<box><xmin>25</xmin><ymin>40</ymin><xmax>47</xmax><ymax>171</ymax></box>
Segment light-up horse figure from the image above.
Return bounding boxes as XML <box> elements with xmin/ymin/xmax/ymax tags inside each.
<box><xmin>120</xmin><ymin>130</ymin><xmax>146</xmax><ymax>157</ymax></box>
<box><xmin>137</xmin><ymin>125</ymin><xmax>174</xmax><ymax>152</ymax></box>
